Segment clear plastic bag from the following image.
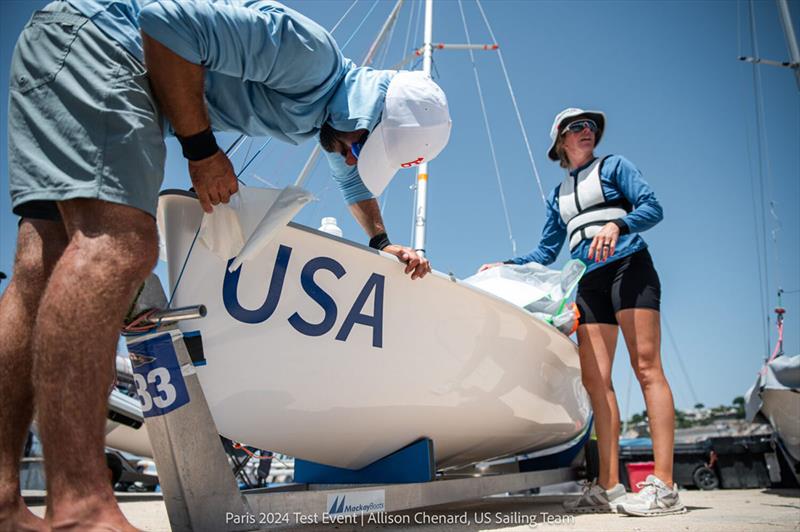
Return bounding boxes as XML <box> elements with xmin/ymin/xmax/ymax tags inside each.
<box><xmin>464</xmin><ymin>260</ymin><xmax>586</xmax><ymax>335</ymax></box>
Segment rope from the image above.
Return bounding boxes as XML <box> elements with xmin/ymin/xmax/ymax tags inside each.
<box><xmin>457</xmin><ymin>0</ymin><xmax>517</xmax><ymax>255</ymax></box>
<box><xmin>232</xmin><ymin>442</ymin><xmax>275</xmax><ymax>461</ymax></box>
<box><xmin>475</xmin><ymin>0</ymin><xmax>546</xmax><ymax>206</ymax></box>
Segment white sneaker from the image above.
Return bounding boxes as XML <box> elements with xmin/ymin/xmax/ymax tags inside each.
<box><xmin>563</xmin><ymin>480</ymin><xmax>626</xmax><ymax>513</ymax></box>
<box><xmin>616</xmin><ymin>475</ymin><xmax>687</xmax><ymax>516</ymax></box>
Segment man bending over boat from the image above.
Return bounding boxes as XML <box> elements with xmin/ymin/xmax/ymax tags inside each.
<box><xmin>0</xmin><ymin>1</ymin><xmax>449</xmax><ymax>530</ymax></box>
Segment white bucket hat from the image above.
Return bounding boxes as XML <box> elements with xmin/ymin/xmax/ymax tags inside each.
<box><xmin>357</xmin><ymin>71</ymin><xmax>452</xmax><ymax>196</ymax></box>
<box><xmin>547</xmin><ymin>107</ymin><xmax>606</xmax><ymax>161</ymax></box>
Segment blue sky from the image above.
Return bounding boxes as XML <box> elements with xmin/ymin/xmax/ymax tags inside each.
<box><xmin>1</xmin><ymin>0</ymin><xmax>798</xmax><ymax>419</ymax></box>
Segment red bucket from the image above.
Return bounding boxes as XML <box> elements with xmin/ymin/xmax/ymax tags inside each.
<box><xmin>626</xmin><ymin>461</ymin><xmax>655</xmax><ymax>492</ymax></box>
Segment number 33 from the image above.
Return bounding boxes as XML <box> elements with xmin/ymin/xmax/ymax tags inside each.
<box><xmin>133</xmin><ymin>367</ymin><xmax>177</xmax><ymax>412</ymax></box>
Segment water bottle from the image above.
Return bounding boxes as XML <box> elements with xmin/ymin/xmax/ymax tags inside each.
<box><xmin>318</xmin><ymin>217</ymin><xmax>343</xmax><ymax>237</ymax></box>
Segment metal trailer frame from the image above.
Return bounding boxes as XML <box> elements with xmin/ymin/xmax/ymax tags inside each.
<box><xmin>126</xmin><ymin>278</ymin><xmax>578</xmax><ymax>531</ymax></box>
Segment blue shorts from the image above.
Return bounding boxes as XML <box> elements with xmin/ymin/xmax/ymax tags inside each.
<box><xmin>7</xmin><ymin>1</ymin><xmax>166</xmax><ymax>220</ymax></box>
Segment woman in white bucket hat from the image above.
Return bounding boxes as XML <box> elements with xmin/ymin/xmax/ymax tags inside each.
<box><xmin>479</xmin><ymin>108</ymin><xmax>684</xmax><ymax>517</ymax></box>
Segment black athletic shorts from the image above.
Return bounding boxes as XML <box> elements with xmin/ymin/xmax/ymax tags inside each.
<box><xmin>575</xmin><ymin>248</ymin><xmax>661</xmax><ymax>325</ymax></box>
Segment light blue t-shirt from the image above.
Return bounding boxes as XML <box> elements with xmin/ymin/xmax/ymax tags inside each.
<box><xmin>66</xmin><ymin>0</ymin><xmax>387</xmax><ymax>203</ymax></box>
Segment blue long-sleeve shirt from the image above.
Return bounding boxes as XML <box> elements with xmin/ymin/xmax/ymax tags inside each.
<box><xmin>67</xmin><ymin>0</ymin><xmax>383</xmax><ymax>203</ymax></box>
<box><xmin>506</xmin><ymin>155</ymin><xmax>663</xmax><ymax>274</ymax></box>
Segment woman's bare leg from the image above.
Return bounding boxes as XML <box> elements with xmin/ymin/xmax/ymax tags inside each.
<box><xmin>576</xmin><ymin>323</ymin><xmax>620</xmax><ymax>489</ymax></box>
<box><xmin>617</xmin><ymin>308</ymin><xmax>675</xmax><ymax>486</ymax></box>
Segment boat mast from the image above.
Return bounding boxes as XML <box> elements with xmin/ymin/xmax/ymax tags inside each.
<box><xmin>413</xmin><ymin>0</ymin><xmax>434</xmax><ymax>255</ymax></box>
<box><xmin>776</xmin><ymin>0</ymin><xmax>800</xmax><ymax>91</ymax></box>
<box><xmin>739</xmin><ymin>0</ymin><xmax>800</xmax><ymax>92</ymax></box>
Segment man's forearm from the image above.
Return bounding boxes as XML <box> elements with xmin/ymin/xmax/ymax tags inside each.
<box><xmin>348</xmin><ymin>198</ymin><xmax>386</xmax><ymax>238</ymax></box>
<box><xmin>142</xmin><ymin>33</ymin><xmax>209</xmax><ymax>137</ymax></box>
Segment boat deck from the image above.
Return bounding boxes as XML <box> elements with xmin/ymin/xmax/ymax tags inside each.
<box><xmin>24</xmin><ymin>487</ymin><xmax>800</xmax><ymax>531</ymax></box>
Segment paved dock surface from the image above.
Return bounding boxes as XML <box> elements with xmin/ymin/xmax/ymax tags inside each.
<box><xmin>26</xmin><ymin>488</ymin><xmax>800</xmax><ymax>531</ymax></box>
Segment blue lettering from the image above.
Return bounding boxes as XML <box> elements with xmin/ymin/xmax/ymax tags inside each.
<box><xmin>222</xmin><ymin>245</ymin><xmax>292</xmax><ymax>324</ymax></box>
<box><xmin>288</xmin><ymin>257</ymin><xmax>345</xmax><ymax>336</ymax></box>
<box><xmin>335</xmin><ymin>273</ymin><xmax>385</xmax><ymax>348</ymax></box>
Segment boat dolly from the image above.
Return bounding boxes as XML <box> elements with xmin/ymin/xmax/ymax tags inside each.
<box><xmin>124</xmin><ymin>275</ymin><xmax>580</xmax><ymax>531</ymax></box>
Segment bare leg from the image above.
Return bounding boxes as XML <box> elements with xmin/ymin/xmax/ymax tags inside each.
<box><xmin>617</xmin><ymin>308</ymin><xmax>675</xmax><ymax>486</ymax></box>
<box><xmin>33</xmin><ymin>199</ymin><xmax>158</xmax><ymax>531</ymax></box>
<box><xmin>0</xmin><ymin>219</ymin><xmax>67</xmax><ymax>532</ymax></box>
<box><xmin>576</xmin><ymin>323</ymin><xmax>620</xmax><ymax>490</ymax></box>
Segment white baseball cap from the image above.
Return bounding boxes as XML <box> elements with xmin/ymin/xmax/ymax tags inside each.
<box><xmin>357</xmin><ymin>71</ymin><xmax>452</xmax><ymax>196</ymax></box>
<box><xmin>547</xmin><ymin>107</ymin><xmax>606</xmax><ymax>161</ymax></box>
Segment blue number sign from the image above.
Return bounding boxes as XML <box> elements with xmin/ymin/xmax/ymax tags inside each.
<box><xmin>127</xmin><ymin>333</ymin><xmax>190</xmax><ymax>417</ymax></box>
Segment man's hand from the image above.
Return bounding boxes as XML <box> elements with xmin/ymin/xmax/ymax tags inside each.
<box><xmin>477</xmin><ymin>262</ymin><xmax>503</xmax><ymax>273</ymax></box>
<box><xmin>587</xmin><ymin>222</ymin><xmax>621</xmax><ymax>263</ymax></box>
<box><xmin>382</xmin><ymin>244</ymin><xmax>431</xmax><ymax>280</ymax></box>
<box><xmin>188</xmin><ymin>150</ymin><xmax>238</xmax><ymax>213</ymax></box>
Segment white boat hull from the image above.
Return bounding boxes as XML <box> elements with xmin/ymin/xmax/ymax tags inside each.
<box><xmin>745</xmin><ymin>354</ymin><xmax>800</xmax><ymax>464</ymax></box>
<box><xmin>761</xmin><ymin>389</ymin><xmax>800</xmax><ymax>462</ymax></box>
<box><xmin>105</xmin><ymin>422</ymin><xmax>153</xmax><ymax>459</ymax></box>
<box><xmin>152</xmin><ymin>189</ymin><xmax>590</xmax><ymax>470</ymax></box>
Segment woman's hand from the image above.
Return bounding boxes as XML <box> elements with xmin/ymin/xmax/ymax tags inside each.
<box><xmin>478</xmin><ymin>262</ymin><xmax>503</xmax><ymax>273</ymax></box>
<box><xmin>588</xmin><ymin>223</ymin><xmax>621</xmax><ymax>263</ymax></box>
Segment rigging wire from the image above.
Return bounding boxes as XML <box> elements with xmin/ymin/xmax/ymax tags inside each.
<box><xmin>402</xmin><ymin>0</ymin><xmax>416</xmax><ymax>60</ymax></box>
<box><xmin>237</xmin><ymin>138</ymin><xmax>273</xmax><ymax>178</ymax></box>
<box><xmin>621</xmin><ymin>369</ymin><xmax>633</xmax><ymax>434</ymax></box>
<box><xmin>748</xmin><ymin>0</ymin><xmax>776</xmax><ymax>355</ymax></box>
<box><xmin>340</xmin><ymin>1</ymin><xmax>381</xmax><ymax>52</ymax></box>
<box><xmin>411</xmin><ymin>0</ymin><xmax>423</xmax><ymax>60</ymax></box>
<box><xmin>457</xmin><ymin>0</ymin><xmax>516</xmax><ymax>255</ymax></box>
<box><xmin>330</xmin><ymin>0</ymin><xmax>359</xmax><ymax>35</ymax></box>
<box><xmin>737</xmin><ymin>0</ymin><xmax>743</xmax><ymax>59</ymax></box>
<box><xmin>662</xmin><ymin>313</ymin><xmax>701</xmax><ymax>407</ymax></box>
<box><xmin>474</xmin><ymin>0</ymin><xmax>546</xmax><ymax>206</ymax></box>
<box><xmin>745</xmin><ymin>3</ymin><xmax>782</xmax><ymax>292</ymax></box>
<box><xmin>240</xmin><ymin>138</ymin><xmax>254</xmax><ymax>174</ymax></box>
<box><xmin>740</xmin><ymin>86</ymin><xmax>770</xmax><ymax>354</ymax></box>
<box><xmin>376</xmin><ymin>2</ymin><xmax>399</xmax><ymax>68</ymax></box>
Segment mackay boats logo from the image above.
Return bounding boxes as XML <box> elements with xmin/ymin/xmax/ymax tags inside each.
<box><xmin>328</xmin><ymin>496</ymin><xmax>346</xmax><ymax>515</ymax></box>
<box><xmin>326</xmin><ymin>490</ymin><xmax>385</xmax><ymax>516</ymax></box>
